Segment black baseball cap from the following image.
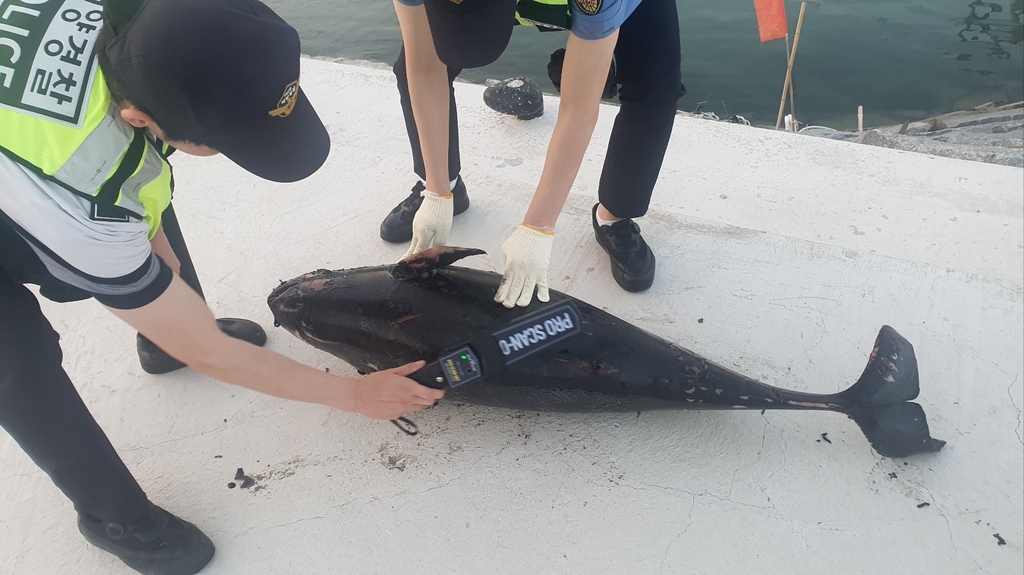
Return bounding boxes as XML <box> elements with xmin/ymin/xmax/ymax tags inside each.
<box><xmin>423</xmin><ymin>0</ymin><xmax>518</xmax><ymax>69</ymax></box>
<box><xmin>103</xmin><ymin>0</ymin><xmax>330</xmax><ymax>183</ymax></box>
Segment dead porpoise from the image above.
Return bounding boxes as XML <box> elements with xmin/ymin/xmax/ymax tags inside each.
<box><xmin>267</xmin><ymin>247</ymin><xmax>945</xmax><ymax>458</ymax></box>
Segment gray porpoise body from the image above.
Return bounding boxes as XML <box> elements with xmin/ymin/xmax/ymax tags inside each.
<box><xmin>268</xmin><ymin>247</ymin><xmax>945</xmax><ymax>458</ymax></box>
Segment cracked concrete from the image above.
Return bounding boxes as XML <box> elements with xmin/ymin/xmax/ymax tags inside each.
<box><xmin>1</xmin><ymin>58</ymin><xmax>1022</xmax><ymax>575</ymax></box>
<box><xmin>1009</xmin><ymin>375</ymin><xmax>1023</xmax><ymax>447</ymax></box>
<box><xmin>660</xmin><ymin>496</ymin><xmax>697</xmax><ymax>575</ymax></box>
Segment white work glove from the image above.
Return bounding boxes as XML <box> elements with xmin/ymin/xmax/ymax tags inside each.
<box><xmin>494</xmin><ymin>224</ymin><xmax>554</xmax><ymax>308</ymax></box>
<box><xmin>404</xmin><ymin>192</ymin><xmax>454</xmax><ymax>259</ymax></box>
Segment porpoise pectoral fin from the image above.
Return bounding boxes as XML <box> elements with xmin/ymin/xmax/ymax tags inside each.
<box><xmin>391</xmin><ymin>246</ymin><xmax>487</xmax><ymax>280</ymax></box>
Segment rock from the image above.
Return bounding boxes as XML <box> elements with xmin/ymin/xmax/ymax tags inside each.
<box><xmin>903</xmin><ymin>122</ymin><xmax>932</xmax><ymax>135</ymax></box>
<box><xmin>798</xmin><ymin>102</ymin><xmax>1024</xmax><ymax>168</ymax></box>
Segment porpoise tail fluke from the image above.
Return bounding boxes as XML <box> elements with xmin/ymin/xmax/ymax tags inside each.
<box><xmin>837</xmin><ymin>326</ymin><xmax>945</xmax><ymax>457</ymax></box>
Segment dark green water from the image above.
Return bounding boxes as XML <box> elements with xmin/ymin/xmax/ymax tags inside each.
<box><xmin>265</xmin><ymin>0</ymin><xmax>1023</xmax><ymax>130</ymax></box>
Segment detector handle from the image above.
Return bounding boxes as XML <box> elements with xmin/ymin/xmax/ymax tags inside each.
<box><xmin>407</xmin><ymin>301</ymin><xmax>581</xmax><ymax>390</ymax></box>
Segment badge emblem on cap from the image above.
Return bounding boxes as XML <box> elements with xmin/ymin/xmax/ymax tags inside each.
<box><xmin>574</xmin><ymin>0</ymin><xmax>602</xmax><ymax>16</ymax></box>
<box><xmin>269</xmin><ymin>79</ymin><xmax>300</xmax><ymax>118</ymax></box>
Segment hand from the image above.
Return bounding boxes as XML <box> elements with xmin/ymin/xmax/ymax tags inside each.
<box><xmin>346</xmin><ymin>361</ymin><xmax>445</xmax><ymax>420</ymax></box>
<box><xmin>495</xmin><ymin>224</ymin><xmax>554</xmax><ymax>308</ymax></box>
<box><xmin>404</xmin><ymin>192</ymin><xmax>454</xmax><ymax>258</ymax></box>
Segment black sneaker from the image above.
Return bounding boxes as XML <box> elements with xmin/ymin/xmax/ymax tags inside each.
<box><xmin>138</xmin><ymin>318</ymin><xmax>268</xmax><ymax>375</ymax></box>
<box><xmin>592</xmin><ymin>203</ymin><xmax>656</xmax><ymax>292</ymax></box>
<box><xmin>380</xmin><ymin>177</ymin><xmax>470</xmax><ymax>243</ymax></box>
<box><xmin>78</xmin><ymin>504</ymin><xmax>214</xmax><ymax>575</ymax></box>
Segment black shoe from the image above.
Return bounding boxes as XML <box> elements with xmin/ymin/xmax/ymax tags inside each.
<box><xmin>78</xmin><ymin>504</ymin><xmax>215</xmax><ymax>575</ymax></box>
<box><xmin>379</xmin><ymin>177</ymin><xmax>470</xmax><ymax>243</ymax></box>
<box><xmin>592</xmin><ymin>203</ymin><xmax>656</xmax><ymax>292</ymax></box>
<box><xmin>137</xmin><ymin>318</ymin><xmax>268</xmax><ymax>375</ymax></box>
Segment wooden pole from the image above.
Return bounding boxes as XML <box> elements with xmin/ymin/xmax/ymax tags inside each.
<box><xmin>775</xmin><ymin>2</ymin><xmax>808</xmax><ymax>130</ymax></box>
<box><xmin>785</xmin><ymin>34</ymin><xmax>797</xmax><ymax>130</ymax></box>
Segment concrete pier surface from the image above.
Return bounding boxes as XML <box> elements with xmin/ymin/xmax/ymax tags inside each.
<box><xmin>2</xmin><ymin>58</ymin><xmax>1022</xmax><ymax>575</ymax></box>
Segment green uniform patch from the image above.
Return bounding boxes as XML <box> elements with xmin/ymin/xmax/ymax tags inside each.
<box><xmin>0</xmin><ymin>0</ymin><xmax>103</xmax><ymax>128</ymax></box>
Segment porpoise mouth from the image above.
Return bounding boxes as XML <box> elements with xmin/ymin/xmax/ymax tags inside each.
<box><xmin>267</xmin><ymin>282</ymin><xmax>290</xmax><ymax>309</ymax></box>
<box><xmin>268</xmin><ymin>268</ymin><xmax>335</xmax><ymax>306</ymax></box>
<box><xmin>267</xmin><ymin>279</ymin><xmax>297</xmax><ymax>316</ymax></box>
<box><xmin>267</xmin><ymin>276</ymin><xmax>311</xmax><ymax>329</ymax></box>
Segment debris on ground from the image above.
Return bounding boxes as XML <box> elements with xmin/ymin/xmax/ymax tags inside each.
<box><xmin>917</xmin><ymin>502</ymin><xmax>931</xmax><ymax>508</ymax></box>
<box><xmin>821</xmin><ymin>433</ymin><xmax>832</xmax><ymax>444</ymax></box>
<box><xmin>994</xmin><ymin>533</ymin><xmax>1006</xmax><ymax>546</ymax></box>
<box><xmin>234</xmin><ymin>467</ymin><xmax>256</xmax><ymax>489</ymax></box>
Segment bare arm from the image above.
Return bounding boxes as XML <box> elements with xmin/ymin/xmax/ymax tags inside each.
<box><xmin>107</xmin><ymin>274</ymin><xmax>444</xmax><ymax>420</ymax></box>
<box><xmin>149</xmin><ymin>225</ymin><xmax>180</xmax><ymax>275</ymax></box>
<box><xmin>523</xmin><ymin>32</ymin><xmax>619</xmax><ymax>229</ymax></box>
<box><xmin>394</xmin><ymin>0</ymin><xmax>451</xmax><ymax>195</ymax></box>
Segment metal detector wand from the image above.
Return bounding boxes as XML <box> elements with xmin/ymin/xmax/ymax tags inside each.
<box><xmin>391</xmin><ymin>301</ymin><xmax>582</xmax><ymax>435</ymax></box>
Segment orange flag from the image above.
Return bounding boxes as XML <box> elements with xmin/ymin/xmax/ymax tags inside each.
<box><xmin>754</xmin><ymin>0</ymin><xmax>788</xmax><ymax>42</ymax></box>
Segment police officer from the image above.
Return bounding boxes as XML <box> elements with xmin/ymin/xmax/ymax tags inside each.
<box><xmin>380</xmin><ymin>0</ymin><xmax>684</xmax><ymax>306</ymax></box>
<box><xmin>0</xmin><ymin>1</ymin><xmax>443</xmax><ymax>573</ymax></box>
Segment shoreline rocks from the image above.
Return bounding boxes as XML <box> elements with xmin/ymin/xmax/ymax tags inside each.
<box><xmin>798</xmin><ymin>102</ymin><xmax>1024</xmax><ymax>168</ymax></box>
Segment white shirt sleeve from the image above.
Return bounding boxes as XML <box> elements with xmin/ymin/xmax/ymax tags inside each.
<box><xmin>0</xmin><ymin>152</ymin><xmax>169</xmax><ymax>307</ymax></box>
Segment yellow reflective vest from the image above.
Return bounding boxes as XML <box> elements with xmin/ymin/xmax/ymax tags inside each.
<box><xmin>516</xmin><ymin>0</ymin><xmax>572</xmax><ymax>30</ymax></box>
<box><xmin>0</xmin><ymin>0</ymin><xmax>172</xmax><ymax>239</ymax></box>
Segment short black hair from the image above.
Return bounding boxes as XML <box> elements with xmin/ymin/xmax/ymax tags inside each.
<box><xmin>95</xmin><ymin>12</ymin><xmax>197</xmax><ymax>143</ymax></box>
<box><xmin>95</xmin><ymin>23</ymin><xmax>133</xmax><ymax>108</ymax></box>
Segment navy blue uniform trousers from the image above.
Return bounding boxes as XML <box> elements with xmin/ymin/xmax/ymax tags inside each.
<box><xmin>0</xmin><ymin>205</ymin><xmax>201</xmax><ymax>524</ymax></box>
<box><xmin>393</xmin><ymin>0</ymin><xmax>684</xmax><ymax>219</ymax></box>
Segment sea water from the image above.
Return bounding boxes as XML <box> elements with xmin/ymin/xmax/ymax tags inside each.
<box><xmin>266</xmin><ymin>0</ymin><xmax>1023</xmax><ymax>130</ymax></box>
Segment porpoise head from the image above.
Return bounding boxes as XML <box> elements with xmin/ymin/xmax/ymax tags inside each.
<box><xmin>266</xmin><ymin>247</ymin><xmax>488</xmax><ymax>370</ymax></box>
